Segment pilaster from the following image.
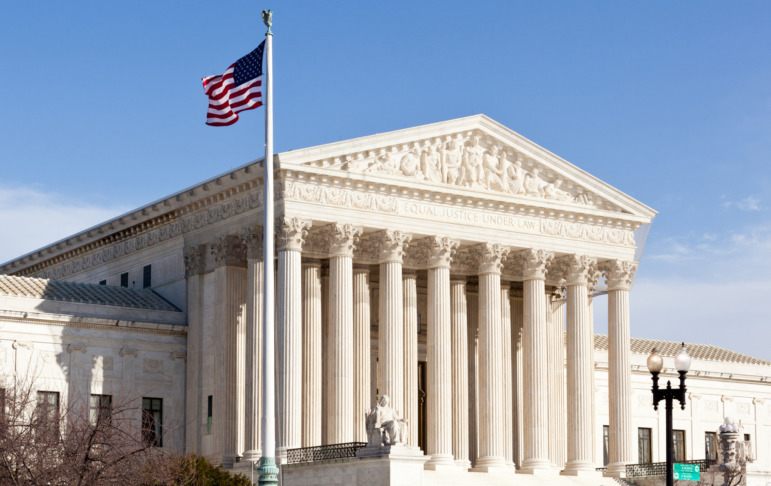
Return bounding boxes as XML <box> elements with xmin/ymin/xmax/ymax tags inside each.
<box><xmin>240</xmin><ymin>227</ymin><xmax>264</xmax><ymax>461</ymax></box>
<box><xmin>210</xmin><ymin>235</ymin><xmax>247</xmax><ymax>467</ymax></box>
<box><xmin>183</xmin><ymin>244</ymin><xmax>206</xmax><ymax>454</ymax></box>
<box><xmin>501</xmin><ymin>285</ymin><xmax>514</xmax><ymax>468</ymax></box>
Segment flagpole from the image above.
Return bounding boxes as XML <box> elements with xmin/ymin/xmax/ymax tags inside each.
<box><xmin>258</xmin><ymin>9</ymin><xmax>278</xmax><ymax>486</ymax></box>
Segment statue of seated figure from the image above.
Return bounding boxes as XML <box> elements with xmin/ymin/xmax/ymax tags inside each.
<box><xmin>365</xmin><ymin>395</ymin><xmax>408</xmax><ymax>447</ymax></box>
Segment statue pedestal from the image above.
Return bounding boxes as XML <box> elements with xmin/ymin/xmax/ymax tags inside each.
<box><xmin>283</xmin><ymin>445</ymin><xmax>428</xmax><ymax>486</ymax></box>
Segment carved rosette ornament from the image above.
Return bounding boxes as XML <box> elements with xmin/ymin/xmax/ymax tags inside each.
<box><xmin>184</xmin><ymin>244</ymin><xmax>206</xmax><ymax>277</ymax></box>
<box><xmin>322</xmin><ymin>223</ymin><xmax>363</xmax><ymax>257</ymax></box>
<box><xmin>275</xmin><ymin>217</ymin><xmax>312</xmax><ymax>252</ymax></box>
<box><xmin>210</xmin><ymin>235</ymin><xmax>247</xmax><ymax>267</ymax></box>
<box><xmin>239</xmin><ymin>226</ymin><xmax>264</xmax><ymax>259</ymax></box>
<box><xmin>599</xmin><ymin>260</ymin><xmax>637</xmax><ymax>291</ymax></box>
<box><xmin>474</xmin><ymin>243</ymin><xmax>510</xmax><ymax>275</ymax></box>
<box><xmin>517</xmin><ymin>248</ymin><xmax>553</xmax><ymax>280</ymax></box>
<box><xmin>374</xmin><ymin>229</ymin><xmax>412</xmax><ymax>263</ymax></box>
<box><xmin>425</xmin><ymin>236</ymin><xmax>459</xmax><ymax>268</ymax></box>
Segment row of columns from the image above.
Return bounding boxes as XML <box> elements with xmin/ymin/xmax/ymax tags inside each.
<box><xmin>185</xmin><ymin>222</ymin><xmax>637</xmax><ymax>476</ymax></box>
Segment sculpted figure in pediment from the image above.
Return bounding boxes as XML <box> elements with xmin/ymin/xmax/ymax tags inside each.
<box><xmin>483</xmin><ymin>144</ymin><xmax>506</xmax><ymax>191</ymax></box>
<box><xmin>444</xmin><ymin>139</ymin><xmax>464</xmax><ymax>185</ymax></box>
<box><xmin>462</xmin><ymin>135</ymin><xmax>485</xmax><ymax>187</ymax></box>
<box><xmin>399</xmin><ymin>148</ymin><xmax>423</xmax><ymax>179</ymax></box>
<box><xmin>366</xmin><ymin>151</ymin><xmax>398</xmax><ymax>175</ymax></box>
<box><xmin>504</xmin><ymin>159</ymin><xmax>526</xmax><ymax>195</ymax></box>
<box><xmin>421</xmin><ymin>145</ymin><xmax>442</xmax><ymax>183</ymax></box>
<box><xmin>543</xmin><ymin>178</ymin><xmax>572</xmax><ymax>202</ymax></box>
<box><xmin>524</xmin><ymin>167</ymin><xmax>545</xmax><ymax>196</ymax></box>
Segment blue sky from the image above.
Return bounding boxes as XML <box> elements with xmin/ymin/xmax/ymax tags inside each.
<box><xmin>2</xmin><ymin>2</ymin><xmax>771</xmax><ymax>361</ymax></box>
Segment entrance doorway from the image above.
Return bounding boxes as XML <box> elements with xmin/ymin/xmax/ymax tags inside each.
<box><xmin>418</xmin><ymin>361</ymin><xmax>427</xmax><ymax>450</ymax></box>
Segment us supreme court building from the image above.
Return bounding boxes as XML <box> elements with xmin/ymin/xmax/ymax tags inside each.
<box><xmin>2</xmin><ymin>116</ymin><xmax>770</xmax><ymax>483</ymax></box>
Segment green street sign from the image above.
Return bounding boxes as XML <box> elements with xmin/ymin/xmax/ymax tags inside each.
<box><xmin>673</xmin><ymin>463</ymin><xmax>701</xmax><ymax>481</ymax></box>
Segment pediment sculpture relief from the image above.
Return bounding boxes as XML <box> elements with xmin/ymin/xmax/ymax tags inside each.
<box><xmin>307</xmin><ymin>132</ymin><xmax>613</xmax><ymax>211</ymax></box>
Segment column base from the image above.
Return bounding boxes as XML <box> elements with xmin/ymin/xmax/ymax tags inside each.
<box><xmin>561</xmin><ymin>461</ymin><xmax>601</xmax><ymax>477</ymax></box>
<box><xmin>519</xmin><ymin>458</ymin><xmax>557</xmax><ymax>475</ymax></box>
<box><xmin>424</xmin><ymin>453</ymin><xmax>458</xmax><ymax>470</ymax></box>
<box><xmin>471</xmin><ymin>455</ymin><xmax>507</xmax><ymax>472</ymax></box>
<box><xmin>454</xmin><ymin>459</ymin><xmax>471</xmax><ymax>470</ymax></box>
<box><xmin>221</xmin><ymin>453</ymin><xmax>240</xmax><ymax>469</ymax></box>
<box><xmin>242</xmin><ymin>449</ymin><xmax>262</xmax><ymax>462</ymax></box>
<box><xmin>604</xmin><ymin>462</ymin><xmax>628</xmax><ymax>477</ymax></box>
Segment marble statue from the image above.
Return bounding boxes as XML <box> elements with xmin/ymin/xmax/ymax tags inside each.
<box><xmin>365</xmin><ymin>395</ymin><xmax>409</xmax><ymax>447</ymax></box>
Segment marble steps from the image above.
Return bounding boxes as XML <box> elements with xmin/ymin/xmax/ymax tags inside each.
<box><xmin>423</xmin><ymin>469</ymin><xmax>620</xmax><ymax>486</ymax></box>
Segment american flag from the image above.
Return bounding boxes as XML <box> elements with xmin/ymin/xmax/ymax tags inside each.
<box><xmin>202</xmin><ymin>41</ymin><xmax>265</xmax><ymax>126</ymax></box>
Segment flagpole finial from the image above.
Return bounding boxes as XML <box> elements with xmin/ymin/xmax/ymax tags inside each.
<box><xmin>262</xmin><ymin>10</ymin><xmax>273</xmax><ymax>36</ymax></box>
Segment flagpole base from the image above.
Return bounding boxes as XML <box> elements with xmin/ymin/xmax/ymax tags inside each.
<box><xmin>257</xmin><ymin>456</ymin><xmax>279</xmax><ymax>485</ymax></box>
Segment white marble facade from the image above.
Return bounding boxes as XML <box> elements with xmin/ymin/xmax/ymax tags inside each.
<box><xmin>2</xmin><ymin>116</ymin><xmax>770</xmax><ymax>478</ymax></box>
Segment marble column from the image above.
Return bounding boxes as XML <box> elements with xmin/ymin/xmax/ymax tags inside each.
<box><xmin>183</xmin><ymin>244</ymin><xmax>206</xmax><ymax>454</ymax></box>
<box><xmin>403</xmin><ymin>271</ymin><xmax>418</xmax><ymax>448</ymax></box>
<box><xmin>301</xmin><ymin>260</ymin><xmax>322</xmax><ymax>447</ymax></box>
<box><xmin>474</xmin><ymin>243</ymin><xmax>509</xmax><ymax>472</ymax></box>
<box><xmin>511</xmin><ymin>286</ymin><xmax>524</xmax><ymax>468</ymax></box>
<box><xmin>325</xmin><ymin>223</ymin><xmax>362</xmax><ymax>444</ymax></box>
<box><xmin>467</xmin><ymin>284</ymin><xmax>479</xmax><ymax>466</ymax></box>
<box><xmin>353</xmin><ymin>265</ymin><xmax>372</xmax><ymax>442</ymax></box>
<box><xmin>240</xmin><ymin>229</ymin><xmax>264</xmax><ymax>461</ymax></box>
<box><xmin>547</xmin><ymin>287</ymin><xmax>567</xmax><ymax>469</ymax></box>
<box><xmin>321</xmin><ymin>265</ymin><xmax>330</xmax><ymax>444</ymax></box>
<box><xmin>276</xmin><ymin>218</ymin><xmax>311</xmax><ymax>458</ymax></box>
<box><xmin>602</xmin><ymin>260</ymin><xmax>637</xmax><ymax>477</ymax></box>
<box><xmin>501</xmin><ymin>285</ymin><xmax>514</xmax><ymax>468</ymax></box>
<box><xmin>426</xmin><ymin>237</ymin><xmax>459</xmax><ymax>469</ymax></box>
<box><xmin>210</xmin><ymin>235</ymin><xmax>247</xmax><ymax>468</ymax></box>
<box><xmin>377</xmin><ymin>230</ymin><xmax>411</xmax><ymax>416</ymax></box>
<box><xmin>451</xmin><ymin>278</ymin><xmax>470</xmax><ymax>468</ymax></box>
<box><xmin>562</xmin><ymin>256</ymin><xmax>598</xmax><ymax>475</ymax></box>
<box><xmin>520</xmin><ymin>249</ymin><xmax>554</xmax><ymax>474</ymax></box>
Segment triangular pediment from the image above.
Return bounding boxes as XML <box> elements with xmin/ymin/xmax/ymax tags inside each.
<box><xmin>277</xmin><ymin>115</ymin><xmax>656</xmax><ymax>220</ymax></box>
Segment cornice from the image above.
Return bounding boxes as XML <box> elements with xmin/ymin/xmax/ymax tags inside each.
<box><xmin>0</xmin><ymin>313</ymin><xmax>187</xmax><ymax>337</ymax></box>
<box><xmin>3</xmin><ymin>164</ymin><xmax>264</xmax><ymax>276</ymax></box>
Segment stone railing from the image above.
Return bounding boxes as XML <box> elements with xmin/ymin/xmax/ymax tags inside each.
<box><xmin>285</xmin><ymin>442</ymin><xmax>367</xmax><ymax>464</ymax></box>
<box><xmin>624</xmin><ymin>459</ymin><xmax>715</xmax><ymax>478</ymax></box>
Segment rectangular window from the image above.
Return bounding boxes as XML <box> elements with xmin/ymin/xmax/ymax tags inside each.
<box><xmin>674</xmin><ymin>429</ymin><xmax>686</xmax><ymax>462</ymax></box>
<box><xmin>206</xmin><ymin>395</ymin><xmax>213</xmax><ymax>435</ymax></box>
<box><xmin>638</xmin><ymin>427</ymin><xmax>652</xmax><ymax>464</ymax></box>
<box><xmin>603</xmin><ymin>425</ymin><xmax>610</xmax><ymax>466</ymax></box>
<box><xmin>705</xmin><ymin>431</ymin><xmax>718</xmax><ymax>461</ymax></box>
<box><xmin>89</xmin><ymin>394</ymin><xmax>112</xmax><ymax>427</ymax></box>
<box><xmin>142</xmin><ymin>265</ymin><xmax>152</xmax><ymax>289</ymax></box>
<box><xmin>36</xmin><ymin>391</ymin><xmax>60</xmax><ymax>435</ymax></box>
<box><xmin>142</xmin><ymin>397</ymin><xmax>163</xmax><ymax>447</ymax></box>
<box><xmin>99</xmin><ymin>280</ymin><xmax>107</xmax><ymax>286</ymax></box>
<box><xmin>120</xmin><ymin>272</ymin><xmax>129</xmax><ymax>288</ymax></box>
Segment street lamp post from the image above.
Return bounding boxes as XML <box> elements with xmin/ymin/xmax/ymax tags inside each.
<box><xmin>646</xmin><ymin>343</ymin><xmax>691</xmax><ymax>486</ymax></box>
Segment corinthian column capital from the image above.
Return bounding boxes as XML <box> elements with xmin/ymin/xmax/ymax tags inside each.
<box><xmin>210</xmin><ymin>235</ymin><xmax>246</xmax><ymax>267</ymax></box>
<box><xmin>184</xmin><ymin>244</ymin><xmax>207</xmax><ymax>277</ymax></box>
<box><xmin>374</xmin><ymin>229</ymin><xmax>412</xmax><ymax>263</ymax></box>
<box><xmin>321</xmin><ymin>223</ymin><xmax>363</xmax><ymax>257</ymax></box>
<box><xmin>517</xmin><ymin>248</ymin><xmax>553</xmax><ymax>280</ymax></box>
<box><xmin>600</xmin><ymin>260</ymin><xmax>637</xmax><ymax>291</ymax></box>
<box><xmin>474</xmin><ymin>243</ymin><xmax>509</xmax><ymax>275</ymax></box>
<box><xmin>556</xmin><ymin>254</ymin><xmax>598</xmax><ymax>287</ymax></box>
<box><xmin>425</xmin><ymin>236</ymin><xmax>460</xmax><ymax>268</ymax></box>
<box><xmin>276</xmin><ymin>217</ymin><xmax>312</xmax><ymax>252</ymax></box>
<box><xmin>240</xmin><ymin>226</ymin><xmax>264</xmax><ymax>259</ymax></box>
